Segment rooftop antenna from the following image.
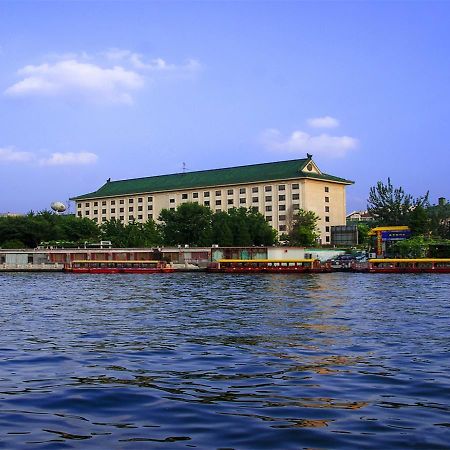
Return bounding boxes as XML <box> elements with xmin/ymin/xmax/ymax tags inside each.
<box><xmin>182</xmin><ymin>162</ymin><xmax>187</xmax><ymax>174</ymax></box>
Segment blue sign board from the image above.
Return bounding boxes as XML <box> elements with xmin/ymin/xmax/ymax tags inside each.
<box><xmin>381</xmin><ymin>230</ymin><xmax>411</xmax><ymax>241</ymax></box>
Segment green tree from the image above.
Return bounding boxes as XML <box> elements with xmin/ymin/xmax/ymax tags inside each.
<box><xmin>288</xmin><ymin>209</ymin><xmax>320</xmax><ymax>246</ymax></box>
<box><xmin>357</xmin><ymin>222</ymin><xmax>370</xmax><ymax>246</ymax></box>
<box><xmin>158</xmin><ymin>203</ymin><xmax>213</xmax><ymax>246</ymax></box>
<box><xmin>211</xmin><ymin>212</ymin><xmax>234</xmax><ymax>246</ymax></box>
<box><xmin>367</xmin><ymin>178</ymin><xmax>429</xmax><ymax>226</ymax></box>
<box><xmin>391</xmin><ymin>236</ymin><xmax>428</xmax><ymax>258</ymax></box>
<box><xmin>408</xmin><ymin>204</ymin><xmax>431</xmax><ymax>236</ymax></box>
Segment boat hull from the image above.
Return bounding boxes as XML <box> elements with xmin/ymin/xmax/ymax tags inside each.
<box><xmin>207</xmin><ymin>267</ymin><xmax>331</xmax><ymax>274</ymax></box>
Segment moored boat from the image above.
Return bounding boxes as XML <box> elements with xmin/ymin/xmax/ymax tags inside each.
<box><xmin>366</xmin><ymin>258</ymin><xmax>450</xmax><ymax>274</ymax></box>
<box><xmin>207</xmin><ymin>259</ymin><xmax>331</xmax><ymax>273</ymax></box>
<box><xmin>65</xmin><ymin>260</ymin><xmax>174</xmax><ymax>274</ymax></box>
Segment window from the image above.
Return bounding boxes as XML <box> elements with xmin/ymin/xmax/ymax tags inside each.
<box><xmin>93</xmin><ymin>209</ymin><xmax>98</xmax><ymax>215</ymax></box>
<box><xmin>129</xmin><ymin>207</ymin><xmax>133</xmax><ymax>212</ymax></box>
<box><xmin>182</xmin><ymin>193</ymin><xmax>188</xmax><ymax>200</ymax></box>
<box><xmin>279</xmin><ymin>225</ymin><xmax>286</xmax><ymax>231</ymax></box>
<box><xmin>138</xmin><ymin>197</ymin><xmax>143</xmax><ymax>203</ymax></box>
<box><xmin>77</xmin><ymin>203</ymin><xmax>82</xmax><ymax>209</ymax></box>
<box><xmin>84</xmin><ymin>211</ymin><xmax>89</xmax><ymax>216</ymax></box>
<box><xmin>120</xmin><ymin>199</ymin><xmax>124</xmax><ymax>204</ymax></box>
<box><xmin>293</xmin><ymin>204</ymin><xmax>300</xmax><ymax>210</ymax></box>
<box><xmin>111</xmin><ymin>208</ymin><xmax>115</xmax><ymax>213</ymax></box>
<box><xmin>216</xmin><ymin>190</ymin><xmax>221</xmax><ymax>196</ymax></box>
<box><xmin>227</xmin><ymin>189</ymin><xmax>233</xmax><ymax>195</ymax></box>
<box><xmin>102</xmin><ymin>217</ymin><xmax>107</xmax><ymax>222</ymax></box>
<box><xmin>169</xmin><ymin>198</ymin><xmax>175</xmax><ymax>203</ymax></box>
<box><xmin>111</xmin><ymin>200</ymin><xmax>115</xmax><ymax>205</ymax></box>
<box><xmin>129</xmin><ymin>215</ymin><xmax>134</xmax><ymax>220</ymax></box>
<box><xmin>92</xmin><ymin>201</ymin><xmax>98</xmax><ymax>206</ymax></box>
<box><xmin>325</xmin><ymin>186</ymin><xmax>329</xmax><ymax>193</ymax></box>
<box><xmin>265</xmin><ymin>206</ymin><xmax>272</xmax><ymax>212</ymax></box>
<box><xmin>138</xmin><ymin>206</ymin><xmax>143</xmax><ymax>211</ymax></box>
<box><xmin>326</xmin><ymin>226</ymin><xmax>330</xmax><ymax>232</ymax></box>
<box><xmin>279</xmin><ymin>205</ymin><xmax>286</xmax><ymax>211</ymax></box>
<box><xmin>120</xmin><ymin>216</ymin><xmax>124</xmax><ymax>221</ymax></box>
<box><xmin>102</xmin><ymin>209</ymin><xmax>106</xmax><ymax>214</ymax></box>
<box><xmin>138</xmin><ymin>215</ymin><xmax>143</xmax><ymax>220</ymax></box>
<box><xmin>102</xmin><ymin>201</ymin><xmax>106</xmax><ymax>206</ymax></box>
<box><xmin>239</xmin><ymin>188</ymin><xmax>246</xmax><ymax>194</ymax></box>
<box><xmin>252</xmin><ymin>197</ymin><xmax>258</xmax><ymax>203</ymax></box>
<box><xmin>129</xmin><ymin>199</ymin><xmax>134</xmax><ymax>204</ymax></box>
<box><xmin>326</xmin><ymin>236</ymin><xmax>330</xmax><ymax>243</ymax></box>
<box><xmin>292</xmin><ymin>184</ymin><xmax>299</xmax><ymax>189</ymax></box>
<box><xmin>266</xmin><ymin>216</ymin><xmax>272</xmax><ymax>221</ymax></box>
<box><xmin>216</xmin><ymin>200</ymin><xmax>221</xmax><ymax>206</ymax></box>
<box><xmin>204</xmin><ymin>201</ymin><xmax>210</xmax><ymax>206</ymax></box>
<box><xmin>92</xmin><ymin>217</ymin><xmax>98</xmax><ymax>222</ymax></box>
<box><xmin>239</xmin><ymin>198</ymin><xmax>246</xmax><ymax>204</ymax></box>
<box><xmin>193</xmin><ymin>192</ymin><xmax>198</xmax><ymax>198</ymax></box>
<box><xmin>228</xmin><ymin>199</ymin><xmax>234</xmax><ymax>205</ymax></box>
<box><xmin>265</xmin><ymin>186</ymin><xmax>272</xmax><ymax>192</ymax></box>
<box><xmin>148</xmin><ymin>205</ymin><xmax>153</xmax><ymax>210</ymax></box>
<box><xmin>292</xmin><ymin>194</ymin><xmax>299</xmax><ymax>200</ymax></box>
<box><xmin>85</xmin><ymin>202</ymin><xmax>90</xmax><ymax>208</ymax></box>
<box><xmin>252</xmin><ymin>187</ymin><xmax>258</xmax><ymax>193</ymax></box>
<box><xmin>265</xmin><ymin>196</ymin><xmax>272</xmax><ymax>202</ymax></box>
<box><xmin>77</xmin><ymin>212</ymin><xmax>82</xmax><ymax>217</ymax></box>
<box><xmin>120</xmin><ymin>207</ymin><xmax>124</xmax><ymax>213</ymax></box>
<box><xmin>147</xmin><ymin>196</ymin><xmax>153</xmax><ymax>202</ymax></box>
<box><xmin>204</xmin><ymin>191</ymin><xmax>210</xmax><ymax>197</ymax></box>
<box><xmin>147</xmin><ymin>214</ymin><xmax>153</xmax><ymax>220</ymax></box>
<box><xmin>325</xmin><ymin>196</ymin><xmax>329</xmax><ymax>203</ymax></box>
<box><xmin>325</xmin><ymin>206</ymin><xmax>330</xmax><ymax>212</ymax></box>
<box><xmin>216</xmin><ymin>209</ymin><xmax>221</xmax><ymax>213</ymax></box>
<box><xmin>325</xmin><ymin>216</ymin><xmax>330</xmax><ymax>222</ymax></box>
<box><xmin>278</xmin><ymin>185</ymin><xmax>285</xmax><ymax>191</ymax></box>
<box><xmin>170</xmin><ymin>208</ymin><xmax>175</xmax><ymax>211</ymax></box>
<box><xmin>279</xmin><ymin>195</ymin><xmax>286</xmax><ymax>201</ymax></box>
<box><xmin>279</xmin><ymin>215</ymin><xmax>286</xmax><ymax>221</ymax></box>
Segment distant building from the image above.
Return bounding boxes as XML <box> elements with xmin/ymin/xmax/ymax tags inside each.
<box><xmin>0</xmin><ymin>212</ymin><xmax>24</xmax><ymax>217</ymax></box>
<box><xmin>71</xmin><ymin>157</ymin><xmax>354</xmax><ymax>244</ymax></box>
<box><xmin>346</xmin><ymin>210</ymin><xmax>373</xmax><ymax>222</ymax></box>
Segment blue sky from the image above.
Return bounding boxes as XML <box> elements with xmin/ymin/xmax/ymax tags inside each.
<box><xmin>1</xmin><ymin>1</ymin><xmax>449</xmax><ymax>214</ymax></box>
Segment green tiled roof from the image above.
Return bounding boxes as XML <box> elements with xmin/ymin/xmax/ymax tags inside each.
<box><xmin>71</xmin><ymin>158</ymin><xmax>353</xmax><ymax>200</ymax></box>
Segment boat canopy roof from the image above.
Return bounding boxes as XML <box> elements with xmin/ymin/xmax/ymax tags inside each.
<box><xmin>72</xmin><ymin>260</ymin><xmax>162</xmax><ymax>264</ymax></box>
<box><xmin>369</xmin><ymin>258</ymin><xmax>450</xmax><ymax>263</ymax></box>
<box><xmin>217</xmin><ymin>259</ymin><xmax>318</xmax><ymax>263</ymax></box>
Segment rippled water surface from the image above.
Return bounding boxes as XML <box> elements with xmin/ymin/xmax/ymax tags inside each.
<box><xmin>0</xmin><ymin>273</ymin><xmax>449</xmax><ymax>449</ymax></box>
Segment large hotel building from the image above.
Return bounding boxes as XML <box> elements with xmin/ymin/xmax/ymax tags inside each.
<box><xmin>72</xmin><ymin>156</ymin><xmax>353</xmax><ymax>244</ymax></box>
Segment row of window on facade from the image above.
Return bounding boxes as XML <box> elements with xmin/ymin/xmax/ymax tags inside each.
<box><xmin>77</xmin><ymin>184</ymin><xmax>331</xmax><ymax>209</ymax></box>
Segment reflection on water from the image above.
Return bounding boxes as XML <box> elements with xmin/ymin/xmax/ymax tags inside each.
<box><xmin>0</xmin><ymin>272</ymin><xmax>449</xmax><ymax>449</ymax></box>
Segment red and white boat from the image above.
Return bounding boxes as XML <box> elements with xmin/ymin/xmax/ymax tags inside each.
<box><xmin>65</xmin><ymin>260</ymin><xmax>174</xmax><ymax>274</ymax></box>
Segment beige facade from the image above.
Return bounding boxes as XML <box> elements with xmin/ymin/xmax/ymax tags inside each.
<box><xmin>74</xmin><ymin>158</ymin><xmax>352</xmax><ymax>244</ymax></box>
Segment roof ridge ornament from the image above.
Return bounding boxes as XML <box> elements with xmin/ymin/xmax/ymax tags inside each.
<box><xmin>307</xmin><ymin>153</ymin><xmax>313</xmax><ymax>159</ymax></box>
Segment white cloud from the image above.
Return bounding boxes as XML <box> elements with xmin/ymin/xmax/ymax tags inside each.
<box><xmin>104</xmin><ymin>48</ymin><xmax>201</xmax><ymax>72</ymax></box>
<box><xmin>5</xmin><ymin>59</ymin><xmax>144</xmax><ymax>104</ymax></box>
<box><xmin>0</xmin><ymin>147</ymin><xmax>98</xmax><ymax>166</ymax></box>
<box><xmin>5</xmin><ymin>50</ymin><xmax>201</xmax><ymax>103</ymax></box>
<box><xmin>261</xmin><ymin>129</ymin><xmax>358</xmax><ymax>158</ymax></box>
<box><xmin>0</xmin><ymin>146</ymin><xmax>34</xmax><ymax>163</ymax></box>
<box><xmin>307</xmin><ymin>116</ymin><xmax>340</xmax><ymax>129</ymax></box>
<box><xmin>40</xmin><ymin>152</ymin><xmax>98</xmax><ymax>166</ymax></box>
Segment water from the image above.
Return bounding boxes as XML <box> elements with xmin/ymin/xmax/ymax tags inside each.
<box><xmin>0</xmin><ymin>273</ymin><xmax>449</xmax><ymax>449</ymax></box>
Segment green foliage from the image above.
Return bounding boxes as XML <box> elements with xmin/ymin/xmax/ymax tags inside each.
<box><xmin>0</xmin><ymin>211</ymin><xmax>99</xmax><ymax>248</ymax></box>
<box><xmin>288</xmin><ymin>209</ymin><xmax>320</xmax><ymax>246</ymax></box>
<box><xmin>159</xmin><ymin>203</ymin><xmax>213</xmax><ymax>246</ymax></box>
<box><xmin>1</xmin><ymin>239</ymin><xmax>26</xmax><ymax>249</ymax></box>
<box><xmin>357</xmin><ymin>223</ymin><xmax>370</xmax><ymax>246</ymax></box>
<box><xmin>367</xmin><ymin>178</ymin><xmax>429</xmax><ymax>226</ymax></box>
<box><xmin>158</xmin><ymin>204</ymin><xmax>277</xmax><ymax>247</ymax></box>
<box><xmin>390</xmin><ymin>236</ymin><xmax>428</xmax><ymax>258</ymax></box>
<box><xmin>100</xmin><ymin>218</ymin><xmax>162</xmax><ymax>248</ymax></box>
<box><xmin>427</xmin><ymin>203</ymin><xmax>450</xmax><ymax>239</ymax></box>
